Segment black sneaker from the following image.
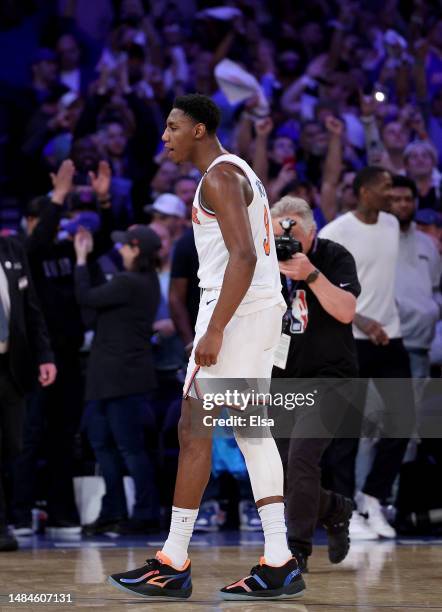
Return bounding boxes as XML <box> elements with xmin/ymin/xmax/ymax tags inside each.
<box><xmin>82</xmin><ymin>517</ymin><xmax>125</xmax><ymax>537</ymax></box>
<box><xmin>323</xmin><ymin>494</ymin><xmax>355</xmax><ymax>564</ymax></box>
<box><xmin>289</xmin><ymin>546</ymin><xmax>309</xmax><ymax>573</ymax></box>
<box><xmin>113</xmin><ymin>518</ymin><xmax>160</xmax><ymax>536</ymax></box>
<box><xmin>108</xmin><ymin>551</ymin><xmax>192</xmax><ymax>600</ymax></box>
<box><xmin>220</xmin><ymin>556</ymin><xmax>305</xmax><ymax>601</ymax></box>
<box><xmin>0</xmin><ymin>528</ymin><xmax>18</xmax><ymax>552</ymax></box>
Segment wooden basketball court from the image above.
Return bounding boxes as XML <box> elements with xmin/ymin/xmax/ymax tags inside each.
<box><xmin>1</xmin><ymin>539</ymin><xmax>442</xmax><ymax>611</ymax></box>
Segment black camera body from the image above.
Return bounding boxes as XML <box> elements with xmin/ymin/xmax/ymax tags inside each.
<box><xmin>275</xmin><ymin>218</ymin><xmax>302</xmax><ymax>261</ymax></box>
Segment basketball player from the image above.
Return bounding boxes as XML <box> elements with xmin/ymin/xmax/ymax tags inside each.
<box><xmin>108</xmin><ymin>94</ymin><xmax>305</xmax><ymax>601</ymax></box>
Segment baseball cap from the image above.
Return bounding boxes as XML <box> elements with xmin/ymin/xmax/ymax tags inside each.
<box><xmin>415</xmin><ymin>208</ymin><xmax>442</xmax><ymax>227</ymax></box>
<box><xmin>61</xmin><ymin>211</ymin><xmax>101</xmax><ymax>236</ymax></box>
<box><xmin>111</xmin><ymin>225</ymin><xmax>161</xmax><ymax>255</ymax></box>
<box><xmin>144</xmin><ymin>193</ymin><xmax>186</xmax><ymax>218</ymax></box>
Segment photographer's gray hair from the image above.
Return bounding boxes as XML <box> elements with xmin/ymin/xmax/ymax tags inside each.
<box><xmin>271</xmin><ymin>196</ymin><xmax>317</xmax><ymax>233</ymax></box>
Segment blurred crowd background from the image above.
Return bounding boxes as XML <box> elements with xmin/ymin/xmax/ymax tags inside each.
<box><xmin>0</xmin><ymin>0</ymin><xmax>442</xmax><ymax>539</ymax></box>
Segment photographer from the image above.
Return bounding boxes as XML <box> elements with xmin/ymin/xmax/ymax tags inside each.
<box><xmin>271</xmin><ymin>196</ymin><xmax>361</xmax><ymax>571</ymax></box>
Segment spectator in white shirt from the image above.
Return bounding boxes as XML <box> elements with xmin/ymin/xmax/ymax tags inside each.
<box><xmin>390</xmin><ymin>175</ymin><xmax>442</xmax><ymax>379</ymax></box>
<box><xmin>319</xmin><ymin>166</ymin><xmax>415</xmax><ymax>542</ymax></box>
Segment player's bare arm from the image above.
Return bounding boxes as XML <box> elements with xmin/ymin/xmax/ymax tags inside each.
<box><xmin>194</xmin><ymin>164</ymin><xmax>256</xmax><ymax>367</ymax></box>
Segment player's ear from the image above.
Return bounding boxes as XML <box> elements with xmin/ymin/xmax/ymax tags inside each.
<box><xmin>194</xmin><ymin>123</ymin><xmax>206</xmax><ymax>140</ymax></box>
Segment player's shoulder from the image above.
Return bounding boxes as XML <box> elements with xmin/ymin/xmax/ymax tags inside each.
<box><xmin>206</xmin><ymin>159</ymin><xmax>248</xmax><ymax>183</ymax></box>
<box><xmin>203</xmin><ymin>159</ymin><xmax>252</xmax><ymax>202</ymax></box>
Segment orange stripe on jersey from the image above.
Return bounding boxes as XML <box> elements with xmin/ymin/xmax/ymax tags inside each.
<box><xmin>191</xmin><ymin>206</ymin><xmax>201</xmax><ymax>225</ymax></box>
<box><xmin>263</xmin><ymin>206</ymin><xmax>270</xmax><ymax>256</ymax></box>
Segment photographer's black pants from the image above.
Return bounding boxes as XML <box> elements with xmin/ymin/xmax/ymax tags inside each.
<box><xmin>276</xmin><ymin>380</ymin><xmax>354</xmax><ymax>557</ymax></box>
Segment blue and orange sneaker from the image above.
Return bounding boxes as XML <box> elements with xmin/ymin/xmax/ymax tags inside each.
<box><xmin>220</xmin><ymin>556</ymin><xmax>305</xmax><ymax>600</ymax></box>
<box><xmin>107</xmin><ymin>551</ymin><xmax>192</xmax><ymax>600</ymax></box>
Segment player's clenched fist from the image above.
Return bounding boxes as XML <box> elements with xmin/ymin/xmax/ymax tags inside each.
<box><xmin>194</xmin><ymin>328</ymin><xmax>223</xmax><ymax>367</ymax></box>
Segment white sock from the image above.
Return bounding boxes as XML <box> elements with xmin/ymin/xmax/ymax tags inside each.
<box><xmin>258</xmin><ymin>502</ymin><xmax>292</xmax><ymax>566</ymax></box>
<box><xmin>161</xmin><ymin>506</ymin><xmax>198</xmax><ymax>568</ymax></box>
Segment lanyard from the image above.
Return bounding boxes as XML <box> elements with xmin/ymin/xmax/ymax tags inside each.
<box><xmin>286</xmin><ymin>278</ymin><xmax>300</xmax><ymax>305</ymax></box>
<box><xmin>285</xmin><ymin>236</ymin><xmax>318</xmax><ymax>306</ymax></box>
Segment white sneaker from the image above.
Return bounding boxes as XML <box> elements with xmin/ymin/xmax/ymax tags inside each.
<box><xmin>357</xmin><ymin>492</ymin><xmax>396</xmax><ymax>539</ymax></box>
<box><xmin>12</xmin><ymin>524</ymin><xmax>34</xmax><ymax>537</ymax></box>
<box><xmin>349</xmin><ymin>511</ymin><xmax>378</xmax><ymax>540</ymax></box>
<box><xmin>194</xmin><ymin>501</ymin><xmax>225</xmax><ymax>532</ymax></box>
<box><xmin>239</xmin><ymin>500</ymin><xmax>261</xmax><ymax>531</ymax></box>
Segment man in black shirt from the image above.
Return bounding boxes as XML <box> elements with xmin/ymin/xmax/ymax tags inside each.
<box><xmin>271</xmin><ymin>196</ymin><xmax>361</xmax><ymax>571</ymax></box>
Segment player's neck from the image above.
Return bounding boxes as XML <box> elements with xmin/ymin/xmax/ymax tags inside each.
<box><xmin>192</xmin><ymin>139</ymin><xmax>228</xmax><ymax>174</ymax></box>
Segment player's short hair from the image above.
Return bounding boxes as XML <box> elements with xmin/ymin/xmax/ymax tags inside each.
<box><xmin>353</xmin><ymin>166</ymin><xmax>390</xmax><ymax>196</ymax></box>
<box><xmin>391</xmin><ymin>175</ymin><xmax>418</xmax><ymax>199</ymax></box>
<box><xmin>173</xmin><ymin>94</ymin><xmax>221</xmax><ymax>134</ymax></box>
<box><xmin>271</xmin><ymin>196</ymin><xmax>317</xmax><ymax>233</ymax></box>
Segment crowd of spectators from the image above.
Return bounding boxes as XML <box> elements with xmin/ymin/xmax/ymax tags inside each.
<box><xmin>0</xmin><ymin>0</ymin><xmax>442</xmax><ymax>540</ymax></box>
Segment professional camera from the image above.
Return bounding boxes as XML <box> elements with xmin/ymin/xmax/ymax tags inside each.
<box><xmin>275</xmin><ymin>218</ymin><xmax>302</xmax><ymax>261</ymax></box>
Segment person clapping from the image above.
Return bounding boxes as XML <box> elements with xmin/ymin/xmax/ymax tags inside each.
<box><xmin>74</xmin><ymin>225</ymin><xmax>162</xmax><ymax>536</ymax></box>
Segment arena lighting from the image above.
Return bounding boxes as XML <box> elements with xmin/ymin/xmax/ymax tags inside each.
<box><xmin>374</xmin><ymin>90</ymin><xmax>386</xmax><ymax>102</ymax></box>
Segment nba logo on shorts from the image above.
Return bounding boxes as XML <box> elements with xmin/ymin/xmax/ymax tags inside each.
<box><xmin>290</xmin><ymin>290</ymin><xmax>308</xmax><ymax>334</ymax></box>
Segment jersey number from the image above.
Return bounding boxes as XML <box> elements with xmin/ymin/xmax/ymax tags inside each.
<box><xmin>263</xmin><ymin>206</ymin><xmax>270</xmax><ymax>256</ymax></box>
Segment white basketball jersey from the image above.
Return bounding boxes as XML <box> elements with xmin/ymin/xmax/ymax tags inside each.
<box><xmin>191</xmin><ymin>153</ymin><xmax>284</xmax><ymax>314</ymax></box>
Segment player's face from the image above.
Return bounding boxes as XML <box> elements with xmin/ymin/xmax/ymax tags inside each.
<box><xmin>162</xmin><ymin>109</ymin><xmax>196</xmax><ymax>164</ymax></box>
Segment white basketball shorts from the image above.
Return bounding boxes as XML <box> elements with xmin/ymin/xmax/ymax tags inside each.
<box><xmin>183</xmin><ymin>289</ymin><xmax>285</xmax><ymax>399</ymax></box>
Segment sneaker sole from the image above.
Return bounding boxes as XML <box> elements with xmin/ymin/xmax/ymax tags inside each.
<box><xmin>221</xmin><ymin>581</ymin><xmax>305</xmax><ymax>601</ymax></box>
<box><xmin>107</xmin><ymin>576</ymin><xmax>192</xmax><ymax>600</ymax></box>
<box><xmin>349</xmin><ymin>531</ymin><xmax>379</xmax><ymax>541</ymax></box>
<box><xmin>13</xmin><ymin>529</ymin><xmax>34</xmax><ymax>537</ymax></box>
<box><xmin>46</xmin><ymin>527</ymin><xmax>82</xmax><ymax>536</ymax></box>
<box><xmin>350</xmin><ymin>511</ymin><xmax>380</xmax><ymax>541</ymax></box>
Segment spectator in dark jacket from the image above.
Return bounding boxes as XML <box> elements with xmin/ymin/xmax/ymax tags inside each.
<box><xmin>74</xmin><ymin>224</ymin><xmax>161</xmax><ymax>536</ymax></box>
<box><xmin>0</xmin><ymin>236</ymin><xmax>56</xmax><ymax>551</ymax></box>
